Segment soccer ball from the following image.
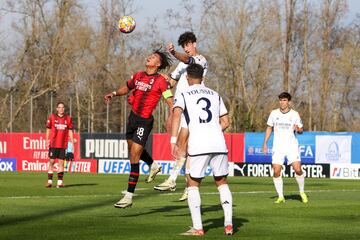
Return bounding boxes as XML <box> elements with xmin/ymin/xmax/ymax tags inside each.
<box><xmin>118</xmin><ymin>16</ymin><xmax>136</xmax><ymax>34</ymax></box>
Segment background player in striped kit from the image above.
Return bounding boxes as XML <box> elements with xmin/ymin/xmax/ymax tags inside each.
<box><xmin>45</xmin><ymin>102</ymin><xmax>74</xmax><ymax>188</ymax></box>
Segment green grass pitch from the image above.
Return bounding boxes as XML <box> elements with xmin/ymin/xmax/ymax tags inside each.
<box><xmin>0</xmin><ymin>172</ymin><xmax>359</xmax><ymax>240</ymax></box>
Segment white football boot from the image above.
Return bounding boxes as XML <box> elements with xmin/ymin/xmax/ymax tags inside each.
<box><xmin>154</xmin><ymin>178</ymin><xmax>176</xmax><ymax>191</ymax></box>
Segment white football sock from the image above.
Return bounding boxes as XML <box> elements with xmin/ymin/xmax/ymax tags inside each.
<box><xmin>151</xmin><ymin>161</ymin><xmax>159</xmax><ymax>170</ymax></box>
<box><xmin>125</xmin><ymin>191</ymin><xmax>134</xmax><ymax>199</ymax></box>
<box><xmin>169</xmin><ymin>157</ymin><xmax>186</xmax><ymax>181</ymax></box>
<box><xmin>187</xmin><ymin>186</ymin><xmax>202</xmax><ymax>230</ymax></box>
<box><xmin>273</xmin><ymin>176</ymin><xmax>284</xmax><ymax>198</ymax></box>
<box><xmin>218</xmin><ymin>184</ymin><xmax>233</xmax><ymax>226</ymax></box>
<box><xmin>57</xmin><ymin>180</ymin><xmax>63</xmax><ymax>185</ymax></box>
<box><xmin>295</xmin><ymin>173</ymin><xmax>305</xmax><ymax>193</ymax></box>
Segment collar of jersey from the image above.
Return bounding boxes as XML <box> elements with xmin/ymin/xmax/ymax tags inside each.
<box><xmin>144</xmin><ymin>71</ymin><xmax>158</xmax><ymax>76</ymax></box>
<box><xmin>56</xmin><ymin>114</ymin><xmax>65</xmax><ymax>118</ymax></box>
<box><xmin>279</xmin><ymin>108</ymin><xmax>291</xmax><ymax>114</ymax></box>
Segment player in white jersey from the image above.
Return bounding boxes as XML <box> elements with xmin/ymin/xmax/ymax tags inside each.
<box><xmin>154</xmin><ymin>32</ymin><xmax>208</xmax><ymax>201</ymax></box>
<box><xmin>171</xmin><ymin>64</ymin><xmax>233</xmax><ymax>236</ymax></box>
<box><xmin>262</xmin><ymin>92</ymin><xmax>308</xmax><ymax>204</ymax></box>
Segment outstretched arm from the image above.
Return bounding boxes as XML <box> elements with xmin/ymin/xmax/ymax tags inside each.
<box><xmin>103</xmin><ymin>85</ymin><xmax>130</xmax><ymax>104</ymax></box>
<box><xmin>167</xmin><ymin>43</ymin><xmax>190</xmax><ymax>64</ymax></box>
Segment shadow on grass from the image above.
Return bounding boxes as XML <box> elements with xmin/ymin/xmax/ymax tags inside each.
<box><xmin>0</xmin><ymin>197</ymin><xmax>118</xmax><ymax>227</ymax></box>
<box><xmin>121</xmin><ymin>205</ymin><xmax>189</xmax><ymax>217</ymax></box>
<box><xmin>270</xmin><ymin>194</ymin><xmax>304</xmax><ymax>202</ymax></box>
<box><xmin>63</xmin><ymin>183</ymin><xmax>98</xmax><ymax>188</ymax></box>
<box><xmin>203</xmin><ymin>216</ymin><xmax>248</xmax><ymax>235</ymax></box>
<box><xmin>121</xmin><ymin>203</ymin><xmax>239</xmax><ymax>218</ymax></box>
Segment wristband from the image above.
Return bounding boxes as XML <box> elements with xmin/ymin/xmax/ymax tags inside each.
<box><xmin>170</xmin><ymin>136</ymin><xmax>177</xmax><ymax>144</ymax></box>
<box><xmin>112</xmin><ymin>91</ymin><xmax>117</xmax><ymax>96</ymax></box>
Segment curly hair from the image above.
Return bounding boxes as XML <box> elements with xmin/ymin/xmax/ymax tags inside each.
<box><xmin>178</xmin><ymin>31</ymin><xmax>197</xmax><ymax>47</ymax></box>
<box><xmin>153</xmin><ymin>48</ymin><xmax>173</xmax><ymax>70</ymax></box>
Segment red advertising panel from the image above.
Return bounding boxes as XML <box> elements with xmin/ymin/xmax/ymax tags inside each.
<box><xmin>152</xmin><ymin>134</ymin><xmax>172</xmax><ymax>161</ymax></box>
<box><xmin>0</xmin><ymin>133</ymin><xmax>92</xmax><ymax>172</ymax></box>
<box><xmin>65</xmin><ymin>159</ymin><xmax>98</xmax><ymax>173</ymax></box>
<box><xmin>152</xmin><ymin>133</ymin><xmax>244</xmax><ymax>163</ymax></box>
<box><xmin>230</xmin><ymin>133</ymin><xmax>245</xmax><ymax>163</ymax></box>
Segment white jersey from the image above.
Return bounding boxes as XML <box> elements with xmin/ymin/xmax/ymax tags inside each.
<box><xmin>267</xmin><ymin>108</ymin><xmax>303</xmax><ymax>152</ymax></box>
<box><xmin>174</xmin><ymin>84</ymin><xmax>228</xmax><ymax>156</ymax></box>
<box><xmin>170</xmin><ymin>54</ymin><xmax>208</xmax><ymax>96</ymax></box>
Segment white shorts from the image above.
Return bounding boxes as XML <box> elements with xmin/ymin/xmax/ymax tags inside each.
<box><xmin>188</xmin><ymin>153</ymin><xmax>229</xmax><ymax>178</ymax></box>
<box><xmin>272</xmin><ymin>146</ymin><xmax>301</xmax><ymax>165</ymax></box>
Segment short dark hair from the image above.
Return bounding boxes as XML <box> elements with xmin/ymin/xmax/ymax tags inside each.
<box><xmin>186</xmin><ymin>64</ymin><xmax>204</xmax><ymax>80</ymax></box>
<box><xmin>57</xmin><ymin>101</ymin><xmax>65</xmax><ymax>108</ymax></box>
<box><xmin>153</xmin><ymin>48</ymin><xmax>172</xmax><ymax>70</ymax></box>
<box><xmin>178</xmin><ymin>31</ymin><xmax>197</xmax><ymax>47</ymax></box>
<box><xmin>278</xmin><ymin>92</ymin><xmax>292</xmax><ymax>101</ymax></box>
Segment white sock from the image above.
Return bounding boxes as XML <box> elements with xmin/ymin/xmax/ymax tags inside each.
<box><xmin>57</xmin><ymin>180</ymin><xmax>63</xmax><ymax>185</ymax></box>
<box><xmin>295</xmin><ymin>173</ymin><xmax>305</xmax><ymax>193</ymax></box>
<box><xmin>125</xmin><ymin>191</ymin><xmax>134</xmax><ymax>199</ymax></box>
<box><xmin>169</xmin><ymin>157</ymin><xmax>186</xmax><ymax>181</ymax></box>
<box><xmin>151</xmin><ymin>161</ymin><xmax>159</xmax><ymax>170</ymax></box>
<box><xmin>187</xmin><ymin>186</ymin><xmax>202</xmax><ymax>230</ymax></box>
<box><xmin>273</xmin><ymin>176</ymin><xmax>284</xmax><ymax>198</ymax></box>
<box><xmin>218</xmin><ymin>184</ymin><xmax>233</xmax><ymax>226</ymax></box>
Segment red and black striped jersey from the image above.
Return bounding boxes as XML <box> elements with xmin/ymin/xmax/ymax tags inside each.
<box><xmin>46</xmin><ymin>114</ymin><xmax>73</xmax><ymax>149</ymax></box>
<box><xmin>127</xmin><ymin>71</ymin><xmax>172</xmax><ymax>118</ymax></box>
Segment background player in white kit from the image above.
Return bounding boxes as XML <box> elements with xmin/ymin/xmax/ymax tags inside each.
<box><xmin>171</xmin><ymin>64</ymin><xmax>233</xmax><ymax>236</ymax></box>
<box><xmin>154</xmin><ymin>32</ymin><xmax>208</xmax><ymax>201</ymax></box>
<box><xmin>262</xmin><ymin>92</ymin><xmax>308</xmax><ymax>204</ymax></box>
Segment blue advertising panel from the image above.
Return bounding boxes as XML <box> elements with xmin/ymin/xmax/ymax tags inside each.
<box><xmin>245</xmin><ymin>132</ymin><xmax>316</xmax><ymax>164</ymax></box>
<box><xmin>351</xmin><ymin>132</ymin><xmax>360</xmax><ymax>164</ymax></box>
<box><xmin>313</xmin><ymin>132</ymin><xmax>360</xmax><ymax>164</ymax></box>
<box><xmin>0</xmin><ymin>158</ymin><xmax>16</xmax><ymax>172</ymax></box>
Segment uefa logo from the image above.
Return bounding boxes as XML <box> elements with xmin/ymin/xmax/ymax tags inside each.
<box><xmin>325</xmin><ymin>141</ymin><xmax>341</xmax><ymax>161</ymax></box>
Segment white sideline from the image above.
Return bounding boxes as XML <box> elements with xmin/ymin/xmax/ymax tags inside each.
<box><xmin>1</xmin><ymin>189</ymin><xmax>359</xmax><ymax>199</ymax></box>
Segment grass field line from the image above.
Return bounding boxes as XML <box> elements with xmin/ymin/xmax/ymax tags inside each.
<box><xmin>162</xmin><ymin>188</ymin><xmax>360</xmax><ymax>196</ymax></box>
<box><xmin>1</xmin><ymin>188</ymin><xmax>359</xmax><ymax>199</ymax></box>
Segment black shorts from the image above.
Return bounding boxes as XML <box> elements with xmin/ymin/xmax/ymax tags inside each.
<box><xmin>49</xmin><ymin>148</ymin><xmax>66</xmax><ymax>160</ymax></box>
<box><xmin>126</xmin><ymin>111</ymin><xmax>154</xmax><ymax>146</ymax></box>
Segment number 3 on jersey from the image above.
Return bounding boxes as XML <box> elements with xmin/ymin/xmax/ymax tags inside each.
<box><xmin>197</xmin><ymin>97</ymin><xmax>212</xmax><ymax>123</ymax></box>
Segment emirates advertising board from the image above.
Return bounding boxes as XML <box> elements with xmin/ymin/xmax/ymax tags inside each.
<box><xmin>0</xmin><ymin>133</ymin><xmax>97</xmax><ymax>173</ymax></box>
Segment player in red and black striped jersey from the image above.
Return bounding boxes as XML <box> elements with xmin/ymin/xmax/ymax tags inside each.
<box><xmin>45</xmin><ymin>102</ymin><xmax>74</xmax><ymax>188</ymax></box>
<box><xmin>104</xmin><ymin>49</ymin><xmax>174</xmax><ymax>208</ymax></box>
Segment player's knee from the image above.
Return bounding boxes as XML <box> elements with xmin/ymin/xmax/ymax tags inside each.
<box><xmin>273</xmin><ymin>171</ymin><xmax>281</xmax><ymax>178</ymax></box>
<box><xmin>214</xmin><ymin>175</ymin><xmax>227</xmax><ymax>186</ymax></box>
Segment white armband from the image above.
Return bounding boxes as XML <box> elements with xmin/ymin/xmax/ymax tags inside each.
<box><xmin>170</xmin><ymin>136</ymin><xmax>177</xmax><ymax>144</ymax></box>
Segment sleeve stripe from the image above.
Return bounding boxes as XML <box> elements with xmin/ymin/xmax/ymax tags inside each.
<box><xmin>188</xmin><ymin>57</ymin><xmax>195</xmax><ymax>64</ymax></box>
